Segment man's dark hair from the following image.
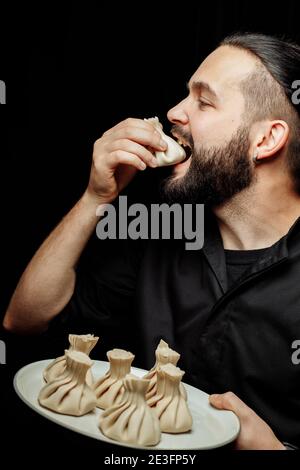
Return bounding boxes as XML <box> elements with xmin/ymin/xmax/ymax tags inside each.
<box><xmin>220</xmin><ymin>32</ymin><xmax>300</xmax><ymax>192</ymax></box>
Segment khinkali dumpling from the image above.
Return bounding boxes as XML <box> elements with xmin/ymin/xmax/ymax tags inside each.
<box><xmin>38</xmin><ymin>350</ymin><xmax>97</xmax><ymax>416</ymax></box>
<box><xmin>43</xmin><ymin>334</ymin><xmax>99</xmax><ymax>386</ymax></box>
<box><xmin>94</xmin><ymin>348</ymin><xmax>134</xmax><ymax>409</ymax></box>
<box><xmin>144</xmin><ymin>117</ymin><xmax>186</xmax><ymax>166</ymax></box>
<box><xmin>144</xmin><ymin>339</ymin><xmax>187</xmax><ymax>404</ymax></box>
<box><xmin>153</xmin><ymin>363</ymin><xmax>192</xmax><ymax>433</ymax></box>
<box><xmin>99</xmin><ymin>374</ymin><xmax>161</xmax><ymax>446</ymax></box>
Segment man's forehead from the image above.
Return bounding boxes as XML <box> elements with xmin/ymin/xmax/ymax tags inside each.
<box><xmin>189</xmin><ymin>45</ymin><xmax>258</xmax><ymax>95</ymax></box>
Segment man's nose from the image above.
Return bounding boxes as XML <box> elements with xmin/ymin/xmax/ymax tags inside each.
<box><xmin>167</xmin><ymin>100</ymin><xmax>189</xmax><ymax>126</ymax></box>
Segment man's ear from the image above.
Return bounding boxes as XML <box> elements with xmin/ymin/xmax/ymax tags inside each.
<box><xmin>255</xmin><ymin>120</ymin><xmax>289</xmax><ymax>162</ymax></box>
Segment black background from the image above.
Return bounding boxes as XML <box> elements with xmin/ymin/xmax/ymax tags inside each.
<box><xmin>1</xmin><ymin>1</ymin><xmax>300</xmax><ymax>465</ymax></box>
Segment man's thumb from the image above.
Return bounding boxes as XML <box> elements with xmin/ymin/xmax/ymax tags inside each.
<box><xmin>209</xmin><ymin>391</ymin><xmax>250</xmax><ymax>419</ymax></box>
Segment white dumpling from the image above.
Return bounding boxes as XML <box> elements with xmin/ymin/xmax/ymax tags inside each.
<box><xmin>43</xmin><ymin>333</ymin><xmax>99</xmax><ymax>386</ymax></box>
<box><xmin>38</xmin><ymin>350</ymin><xmax>97</xmax><ymax>416</ymax></box>
<box><xmin>99</xmin><ymin>374</ymin><xmax>161</xmax><ymax>446</ymax></box>
<box><xmin>153</xmin><ymin>363</ymin><xmax>192</xmax><ymax>433</ymax></box>
<box><xmin>144</xmin><ymin>117</ymin><xmax>186</xmax><ymax>166</ymax></box>
<box><xmin>93</xmin><ymin>348</ymin><xmax>134</xmax><ymax>409</ymax></box>
<box><xmin>144</xmin><ymin>339</ymin><xmax>187</xmax><ymax>404</ymax></box>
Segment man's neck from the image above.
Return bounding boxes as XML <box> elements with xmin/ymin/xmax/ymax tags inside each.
<box><xmin>213</xmin><ymin>179</ymin><xmax>300</xmax><ymax>250</ymax></box>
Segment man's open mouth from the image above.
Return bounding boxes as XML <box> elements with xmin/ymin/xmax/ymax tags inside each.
<box><xmin>175</xmin><ymin>137</ymin><xmax>192</xmax><ymax>163</ymax></box>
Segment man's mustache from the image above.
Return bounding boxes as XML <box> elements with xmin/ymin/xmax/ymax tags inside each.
<box><xmin>171</xmin><ymin>125</ymin><xmax>194</xmax><ymax>149</ymax></box>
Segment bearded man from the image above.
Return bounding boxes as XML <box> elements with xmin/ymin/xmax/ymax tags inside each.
<box><xmin>4</xmin><ymin>33</ymin><xmax>300</xmax><ymax>450</ymax></box>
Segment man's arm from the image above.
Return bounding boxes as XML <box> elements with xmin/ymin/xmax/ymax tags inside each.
<box><xmin>3</xmin><ymin>192</ymin><xmax>102</xmax><ymax>334</ymax></box>
<box><xmin>3</xmin><ymin>118</ymin><xmax>166</xmax><ymax>334</ymax></box>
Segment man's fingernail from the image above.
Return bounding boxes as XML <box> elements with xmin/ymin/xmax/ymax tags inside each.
<box><xmin>160</xmin><ymin>139</ymin><xmax>167</xmax><ymax>149</ymax></box>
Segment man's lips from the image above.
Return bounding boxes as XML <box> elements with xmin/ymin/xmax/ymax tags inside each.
<box><xmin>171</xmin><ymin>130</ymin><xmax>191</xmax><ymax>146</ymax></box>
<box><xmin>175</xmin><ymin>154</ymin><xmax>192</xmax><ymax>166</ymax></box>
<box><xmin>181</xmin><ymin>147</ymin><xmax>192</xmax><ymax>162</ymax></box>
<box><xmin>168</xmin><ymin>129</ymin><xmax>193</xmax><ymax>174</ymax></box>
<box><xmin>171</xmin><ymin>132</ymin><xmax>192</xmax><ymax>161</ymax></box>
<box><xmin>173</xmin><ymin>154</ymin><xmax>192</xmax><ymax>175</ymax></box>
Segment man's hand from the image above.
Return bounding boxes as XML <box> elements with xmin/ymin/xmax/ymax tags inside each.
<box><xmin>209</xmin><ymin>392</ymin><xmax>285</xmax><ymax>450</ymax></box>
<box><xmin>86</xmin><ymin>117</ymin><xmax>167</xmax><ymax>204</ymax></box>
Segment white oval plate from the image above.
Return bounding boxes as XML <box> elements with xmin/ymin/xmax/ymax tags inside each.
<box><xmin>14</xmin><ymin>359</ymin><xmax>239</xmax><ymax>450</ymax></box>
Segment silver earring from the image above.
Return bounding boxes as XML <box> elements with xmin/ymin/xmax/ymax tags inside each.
<box><xmin>253</xmin><ymin>150</ymin><xmax>260</xmax><ymax>164</ymax></box>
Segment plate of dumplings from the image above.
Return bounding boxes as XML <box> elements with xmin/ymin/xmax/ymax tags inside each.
<box><xmin>14</xmin><ymin>334</ymin><xmax>240</xmax><ymax>450</ymax></box>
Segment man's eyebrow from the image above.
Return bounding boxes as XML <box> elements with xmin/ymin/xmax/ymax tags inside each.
<box><xmin>186</xmin><ymin>80</ymin><xmax>219</xmax><ymax>100</ymax></box>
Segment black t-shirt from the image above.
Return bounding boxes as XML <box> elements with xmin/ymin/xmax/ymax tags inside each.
<box><xmin>52</xmin><ymin>211</ymin><xmax>300</xmax><ymax>446</ymax></box>
<box><xmin>225</xmin><ymin>247</ymin><xmax>270</xmax><ymax>289</ymax></box>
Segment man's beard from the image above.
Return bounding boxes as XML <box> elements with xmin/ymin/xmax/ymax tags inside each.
<box><xmin>160</xmin><ymin>125</ymin><xmax>254</xmax><ymax>207</ymax></box>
